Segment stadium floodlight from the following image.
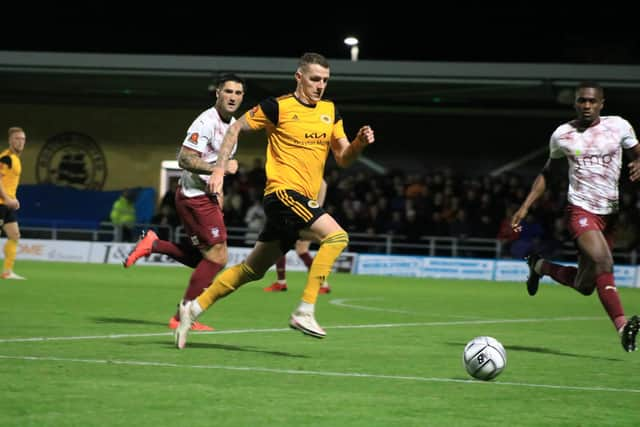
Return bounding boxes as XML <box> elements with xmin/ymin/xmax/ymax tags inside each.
<box><xmin>344</xmin><ymin>37</ymin><xmax>359</xmax><ymax>62</ymax></box>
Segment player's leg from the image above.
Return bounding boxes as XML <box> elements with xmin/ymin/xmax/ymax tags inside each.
<box><xmin>530</xmin><ymin>206</ymin><xmax>591</xmax><ymax>293</ymax></box>
<box><xmin>169</xmin><ymin>242</ymin><xmax>228</xmax><ymax>331</ymax></box>
<box><xmin>302</xmin><ymin>214</ymin><xmax>346</xmax><ymax>305</ymax></box>
<box><xmin>295</xmin><ymin>238</ymin><xmax>331</xmax><ymax>294</ymax></box>
<box><xmin>621</xmin><ymin>315</ymin><xmax>639</xmax><ymax>352</ymax></box>
<box><xmin>543</xmin><ymin>258</ymin><xmax>580</xmax><ymax>286</ymax></box>
<box><xmin>575</xmin><ymin>230</ymin><xmax>629</xmax><ymax>336</ymax></box>
<box><xmin>572</xmin><ymin>251</ymin><xmax>596</xmax><ymax>295</ymax></box>
<box><xmin>295</xmin><ymin>239</ymin><xmax>314</xmax><ymax>269</ymax></box>
<box><xmin>526</xmin><ymin>252</ymin><xmax>577</xmax><ymax>295</ymax></box>
<box><xmin>289</xmin><ymin>214</ymin><xmax>347</xmax><ymax>338</ymax></box>
<box><xmin>312</xmin><ymin>179</ymin><xmax>331</xmax><ymax>293</ymax></box>
<box><xmin>1</xmin><ymin>220</ymin><xmax>25</xmax><ymax>280</ymax></box>
<box><xmin>124</xmin><ymin>229</ymin><xmax>203</xmax><ymax>268</ymax></box>
<box><xmin>170</xmin><ymin>195</ymin><xmax>228</xmax><ymax>331</ymax></box>
<box><xmin>317</xmin><ymin>179</ymin><xmax>328</xmax><ymax>207</ymax></box>
<box><xmin>124</xmin><ymin>191</ymin><xmax>205</xmax><ymax>268</ymax></box>
<box><xmin>152</xmin><ymin>239</ymin><xmax>202</xmax><ymax>268</ymax></box>
<box><xmin>264</xmin><ymin>255</ymin><xmax>288</xmax><ymax>291</ymax></box>
<box><xmin>175</xmin><ymin>240</ymin><xmax>281</xmax><ymax>349</ymax></box>
<box><xmin>196</xmin><ymin>240</ymin><xmax>281</xmax><ymax>308</ymax></box>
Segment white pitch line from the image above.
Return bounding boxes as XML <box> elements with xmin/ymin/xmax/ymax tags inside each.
<box><xmin>0</xmin><ymin>354</ymin><xmax>637</xmax><ymax>394</ymax></box>
<box><xmin>330</xmin><ymin>298</ymin><xmax>417</xmax><ymax>314</ymax></box>
<box><xmin>0</xmin><ymin>316</ymin><xmax>602</xmax><ymax>344</ymax></box>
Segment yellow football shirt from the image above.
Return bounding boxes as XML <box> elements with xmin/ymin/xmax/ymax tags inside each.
<box><xmin>245</xmin><ymin>94</ymin><xmax>347</xmax><ymax>200</ymax></box>
<box><xmin>0</xmin><ymin>148</ymin><xmax>22</xmax><ymax>204</ymax></box>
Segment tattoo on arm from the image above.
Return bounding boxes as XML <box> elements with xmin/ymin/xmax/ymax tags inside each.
<box><xmin>178</xmin><ymin>149</ymin><xmax>213</xmax><ymax>175</ymax></box>
<box><xmin>216</xmin><ymin>134</ymin><xmax>236</xmax><ymax>167</ymax></box>
<box><xmin>217</xmin><ymin>117</ymin><xmax>251</xmax><ymax>170</ymax></box>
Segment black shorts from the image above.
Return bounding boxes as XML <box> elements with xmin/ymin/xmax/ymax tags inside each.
<box><xmin>259</xmin><ymin>189</ymin><xmax>326</xmax><ymax>252</ymax></box>
<box><xmin>0</xmin><ymin>204</ymin><xmax>17</xmax><ymax>227</ymax></box>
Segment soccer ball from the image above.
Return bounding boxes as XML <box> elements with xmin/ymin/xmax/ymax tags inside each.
<box><xmin>462</xmin><ymin>336</ymin><xmax>507</xmax><ymax>381</ymax></box>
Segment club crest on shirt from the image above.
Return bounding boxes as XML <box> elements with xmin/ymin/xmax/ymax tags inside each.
<box><xmin>211</xmin><ymin>227</ymin><xmax>220</xmax><ymax>238</ymax></box>
<box><xmin>320</xmin><ymin>114</ymin><xmax>331</xmax><ymax>124</ymax></box>
<box><xmin>579</xmin><ymin>217</ymin><xmax>589</xmax><ymax>227</ymax></box>
<box><xmin>308</xmin><ymin>200</ymin><xmax>319</xmax><ymax>208</ymax></box>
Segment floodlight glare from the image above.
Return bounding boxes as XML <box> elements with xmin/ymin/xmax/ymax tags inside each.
<box><xmin>344</xmin><ymin>37</ymin><xmax>360</xmax><ymax>61</ymax></box>
<box><xmin>344</xmin><ymin>37</ymin><xmax>359</xmax><ymax>47</ymax></box>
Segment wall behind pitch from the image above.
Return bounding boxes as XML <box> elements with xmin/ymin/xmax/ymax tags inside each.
<box><xmin>0</xmin><ymin>103</ymin><xmax>266</xmax><ymax>192</ymax></box>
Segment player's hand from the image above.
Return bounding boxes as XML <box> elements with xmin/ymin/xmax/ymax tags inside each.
<box><xmin>357</xmin><ymin>125</ymin><xmax>375</xmax><ymax>147</ymax></box>
<box><xmin>511</xmin><ymin>207</ymin><xmax>527</xmax><ymax>233</ymax></box>
<box><xmin>629</xmin><ymin>159</ymin><xmax>640</xmax><ymax>182</ymax></box>
<box><xmin>226</xmin><ymin>159</ymin><xmax>239</xmax><ymax>175</ymax></box>
<box><xmin>207</xmin><ymin>166</ymin><xmax>225</xmax><ymax>196</ymax></box>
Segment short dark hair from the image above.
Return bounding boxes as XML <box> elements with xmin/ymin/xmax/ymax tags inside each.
<box><xmin>298</xmin><ymin>52</ymin><xmax>330</xmax><ymax>70</ymax></box>
<box><xmin>575</xmin><ymin>81</ymin><xmax>604</xmax><ymax>98</ymax></box>
<box><xmin>210</xmin><ymin>73</ymin><xmax>246</xmax><ymax>93</ymax></box>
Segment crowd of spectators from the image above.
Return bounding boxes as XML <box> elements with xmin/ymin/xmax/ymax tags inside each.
<box><xmin>154</xmin><ymin>158</ymin><xmax>640</xmax><ymax>261</ymax></box>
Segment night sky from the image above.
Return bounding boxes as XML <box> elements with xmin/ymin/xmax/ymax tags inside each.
<box><xmin>3</xmin><ymin>7</ymin><xmax>639</xmax><ymax>65</ymax></box>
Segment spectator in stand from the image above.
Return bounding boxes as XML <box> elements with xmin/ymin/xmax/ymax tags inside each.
<box><xmin>247</xmin><ymin>157</ymin><xmax>266</xmax><ymax>191</ymax></box>
<box><xmin>110</xmin><ymin>189</ymin><xmax>137</xmax><ymax>242</ymax></box>
<box><xmin>509</xmin><ymin>211</ymin><xmax>545</xmax><ymax>259</ymax></box>
<box><xmin>496</xmin><ymin>204</ymin><xmax>520</xmax><ymax>258</ymax></box>
<box><xmin>160</xmin><ymin>180</ymin><xmax>178</xmax><ymax>213</ymax></box>
<box><xmin>151</xmin><ymin>204</ymin><xmax>179</xmax><ymax>241</ymax></box>
<box><xmin>612</xmin><ymin>211</ymin><xmax>639</xmax><ymax>253</ymax></box>
<box><xmin>244</xmin><ymin>195</ymin><xmax>266</xmax><ymax>244</ymax></box>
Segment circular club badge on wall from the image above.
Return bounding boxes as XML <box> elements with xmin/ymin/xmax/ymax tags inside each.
<box><xmin>37</xmin><ymin>132</ymin><xmax>107</xmax><ymax>190</ymax></box>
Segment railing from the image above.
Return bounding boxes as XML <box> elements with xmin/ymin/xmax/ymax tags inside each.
<box><xmin>18</xmin><ymin>223</ymin><xmax>638</xmax><ymax>264</ymax></box>
<box><xmin>20</xmin><ymin>222</ymin><xmax>174</xmax><ymax>243</ymax></box>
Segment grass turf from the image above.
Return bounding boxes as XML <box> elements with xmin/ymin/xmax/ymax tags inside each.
<box><xmin>1</xmin><ymin>260</ymin><xmax>639</xmax><ymax>426</ymax></box>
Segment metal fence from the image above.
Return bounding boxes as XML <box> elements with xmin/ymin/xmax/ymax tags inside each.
<box><xmin>19</xmin><ymin>223</ymin><xmax>638</xmax><ymax>264</ymax></box>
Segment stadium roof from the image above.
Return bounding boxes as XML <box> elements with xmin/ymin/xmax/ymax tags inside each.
<box><xmin>1</xmin><ymin>50</ymin><xmax>640</xmax><ymax>118</ymax></box>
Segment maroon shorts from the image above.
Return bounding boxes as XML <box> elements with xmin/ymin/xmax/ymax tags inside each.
<box><xmin>566</xmin><ymin>204</ymin><xmax>615</xmax><ymax>249</ymax></box>
<box><xmin>175</xmin><ymin>187</ymin><xmax>226</xmax><ymax>249</ymax></box>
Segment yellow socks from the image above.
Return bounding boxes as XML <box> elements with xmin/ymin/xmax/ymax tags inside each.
<box><xmin>3</xmin><ymin>239</ymin><xmax>17</xmax><ymax>272</ymax></box>
<box><xmin>302</xmin><ymin>231</ymin><xmax>348</xmax><ymax>304</ymax></box>
<box><xmin>194</xmin><ymin>230</ymin><xmax>348</xmax><ymax>313</ymax></box>
<box><xmin>196</xmin><ymin>262</ymin><xmax>259</xmax><ymax>310</ymax></box>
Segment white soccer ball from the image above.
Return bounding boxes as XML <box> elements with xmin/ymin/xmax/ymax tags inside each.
<box><xmin>462</xmin><ymin>336</ymin><xmax>507</xmax><ymax>381</ymax></box>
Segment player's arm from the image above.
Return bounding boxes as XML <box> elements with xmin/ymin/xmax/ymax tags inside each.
<box><xmin>0</xmin><ymin>177</ymin><xmax>10</xmax><ymax>202</ymax></box>
<box><xmin>178</xmin><ymin>146</ymin><xmax>238</xmax><ymax>175</ymax></box>
<box><xmin>331</xmin><ymin>125</ymin><xmax>375</xmax><ymax>167</ymax></box>
<box><xmin>626</xmin><ymin>144</ymin><xmax>640</xmax><ymax>182</ymax></box>
<box><xmin>225</xmin><ymin>159</ymin><xmax>239</xmax><ymax>175</ymax></box>
<box><xmin>0</xmin><ymin>158</ymin><xmax>18</xmax><ymax>209</ymax></box>
<box><xmin>511</xmin><ymin>158</ymin><xmax>563</xmax><ymax>231</ymax></box>
<box><xmin>178</xmin><ymin>146</ymin><xmax>213</xmax><ymax>174</ymax></box>
<box><xmin>0</xmin><ymin>180</ymin><xmax>18</xmax><ymax>210</ymax></box>
<box><xmin>208</xmin><ymin>115</ymin><xmax>252</xmax><ymax>195</ymax></box>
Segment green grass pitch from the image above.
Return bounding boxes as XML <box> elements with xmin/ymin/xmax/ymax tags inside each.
<box><xmin>1</xmin><ymin>260</ymin><xmax>639</xmax><ymax>426</ymax></box>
